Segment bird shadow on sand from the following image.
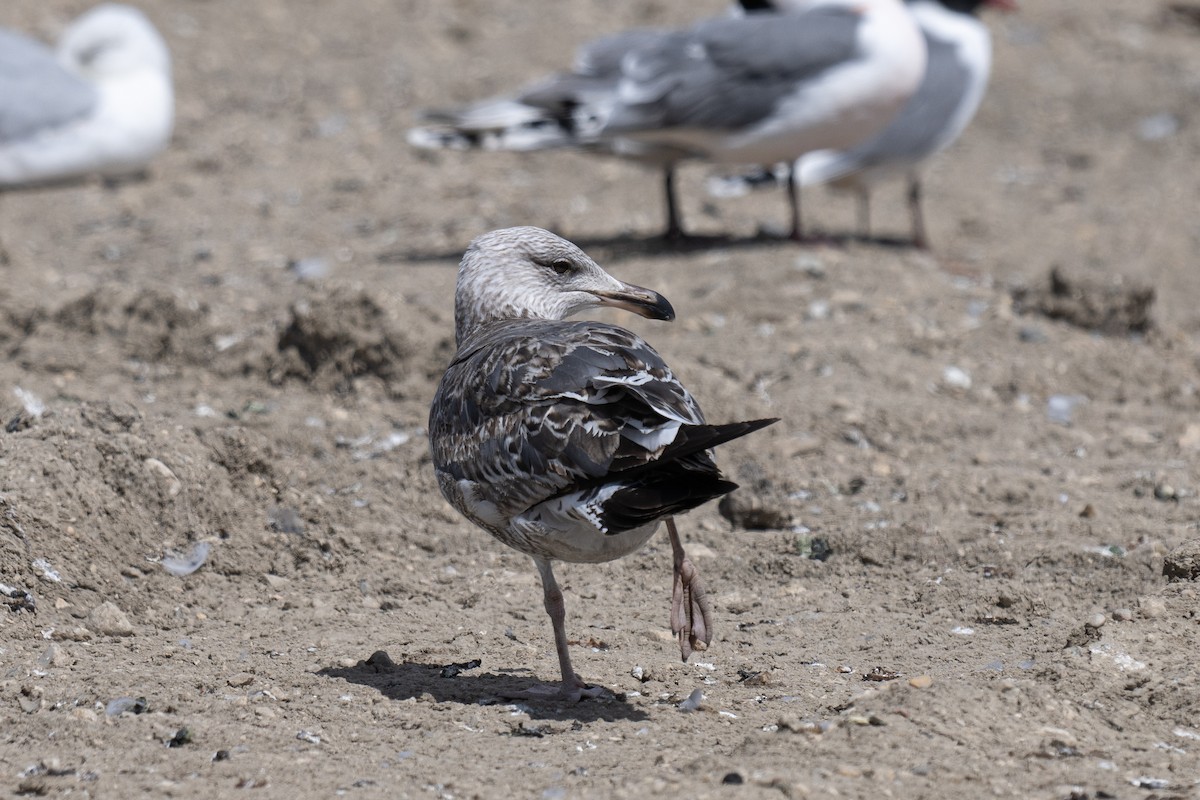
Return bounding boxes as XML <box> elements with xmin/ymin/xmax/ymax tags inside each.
<box><xmin>384</xmin><ymin>228</ymin><xmax>917</xmax><ymax>268</ymax></box>
<box><xmin>318</xmin><ymin>651</ymin><xmax>650</xmax><ymax>723</ymax></box>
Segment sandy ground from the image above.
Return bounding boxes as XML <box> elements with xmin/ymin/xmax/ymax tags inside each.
<box><xmin>2</xmin><ymin>1</ymin><xmax>1199</xmax><ymax>798</ymax></box>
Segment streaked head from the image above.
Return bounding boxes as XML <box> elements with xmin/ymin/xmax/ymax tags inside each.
<box><xmin>454</xmin><ymin>226</ymin><xmax>674</xmax><ymax>345</ymax></box>
<box><xmin>57</xmin><ymin>4</ymin><xmax>171</xmax><ymax>79</ymax></box>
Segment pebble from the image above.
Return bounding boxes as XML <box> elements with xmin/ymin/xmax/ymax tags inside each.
<box><xmin>777</xmin><ymin>717</ymin><xmax>827</xmax><ymax>735</ymax></box>
<box><xmin>106</xmin><ymin>696</ymin><xmax>148</xmax><ymax>716</ymax></box>
<box><xmin>1112</xmin><ymin>608</ymin><xmax>1134</xmax><ymax>622</ymax></box>
<box><xmin>226</xmin><ymin>672</ymin><xmax>254</xmax><ymax>688</ymax></box>
<box><xmin>1085</xmin><ymin>613</ymin><xmax>1106</xmax><ymax>629</ymax></box>
<box><xmin>143</xmin><ymin>458</ymin><xmax>183</xmax><ymax>497</ymax></box>
<box><xmin>942</xmin><ymin>365</ymin><xmax>972</xmax><ymax>391</ymax></box>
<box><xmin>262</xmin><ymin>574</ymin><xmax>290</xmax><ymax>590</ymax></box>
<box><xmin>36</xmin><ymin>644</ymin><xmax>70</xmax><ymax>669</ymax></box>
<box><xmin>908</xmin><ymin>675</ymin><xmax>933</xmax><ymax>689</ymax></box>
<box><xmin>88</xmin><ymin>601</ymin><xmax>133</xmax><ymax>637</ymax></box>
<box><xmin>1139</xmin><ymin>596</ymin><xmax>1167</xmax><ymax>619</ymax></box>
<box><xmin>18</xmin><ymin>686</ymin><xmax>43</xmax><ymax>714</ymax></box>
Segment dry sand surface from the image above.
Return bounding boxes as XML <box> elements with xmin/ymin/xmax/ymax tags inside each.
<box><xmin>2</xmin><ymin>1</ymin><xmax>1199</xmax><ymax>798</ymax></box>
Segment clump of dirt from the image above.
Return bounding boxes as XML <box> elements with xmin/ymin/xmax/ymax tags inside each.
<box><xmin>11</xmin><ymin>286</ymin><xmax>214</xmax><ymax>371</ymax></box>
<box><xmin>718</xmin><ymin>462</ymin><xmax>798</xmax><ymax>530</ymax></box>
<box><xmin>1163</xmin><ymin>538</ymin><xmax>1200</xmax><ymax>581</ymax></box>
<box><xmin>1011</xmin><ymin>267</ymin><xmax>1155</xmax><ymax>335</ymax></box>
<box><xmin>270</xmin><ymin>289</ymin><xmax>415</xmax><ymax>395</ymax></box>
<box><xmin>0</xmin><ymin>401</ymin><xmax>294</xmax><ymax>614</ymax></box>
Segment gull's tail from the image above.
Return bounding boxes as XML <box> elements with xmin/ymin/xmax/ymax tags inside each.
<box><xmin>407</xmin><ymin>96</ymin><xmax>579</xmax><ymax>153</ymax></box>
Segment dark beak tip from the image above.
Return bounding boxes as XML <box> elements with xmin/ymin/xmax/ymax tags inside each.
<box><xmin>655</xmin><ymin>294</ymin><xmax>676</xmax><ymax>322</ymax></box>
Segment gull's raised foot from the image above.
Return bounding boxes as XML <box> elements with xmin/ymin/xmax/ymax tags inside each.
<box><xmin>671</xmin><ymin>555</ymin><xmax>713</xmax><ymax>662</ymax></box>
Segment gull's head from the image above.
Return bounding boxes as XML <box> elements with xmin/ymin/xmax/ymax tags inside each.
<box><xmin>57</xmin><ymin>4</ymin><xmax>171</xmax><ymax>79</ymax></box>
<box><xmin>454</xmin><ymin>226</ymin><xmax>675</xmax><ymax>345</ymax></box>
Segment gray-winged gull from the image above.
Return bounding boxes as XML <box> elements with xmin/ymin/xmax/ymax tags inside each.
<box><xmin>428</xmin><ymin>226</ymin><xmax>777</xmax><ymax>700</ymax></box>
<box><xmin>409</xmin><ymin>0</ymin><xmax>926</xmax><ymax>241</ymax></box>
<box><xmin>0</xmin><ymin>4</ymin><xmax>173</xmax><ymax>187</ymax></box>
<box><xmin>710</xmin><ymin>0</ymin><xmax>1014</xmax><ymax>246</ymax></box>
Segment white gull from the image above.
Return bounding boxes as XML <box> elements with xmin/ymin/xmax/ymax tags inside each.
<box><xmin>409</xmin><ymin>0</ymin><xmax>926</xmax><ymax>241</ymax></box>
<box><xmin>710</xmin><ymin>0</ymin><xmax>1014</xmax><ymax>246</ymax></box>
<box><xmin>0</xmin><ymin>4</ymin><xmax>173</xmax><ymax>187</ymax></box>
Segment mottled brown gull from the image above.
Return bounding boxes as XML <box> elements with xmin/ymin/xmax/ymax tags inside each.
<box><xmin>428</xmin><ymin>227</ymin><xmax>777</xmax><ymax>700</ymax></box>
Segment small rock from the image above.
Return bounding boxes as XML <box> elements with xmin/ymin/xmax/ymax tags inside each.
<box><xmin>106</xmin><ymin>696</ymin><xmax>148</xmax><ymax>716</ymax></box>
<box><xmin>1085</xmin><ymin>613</ymin><xmax>1107</xmax><ymax>629</ymax></box>
<box><xmin>267</xmin><ymin>506</ymin><xmax>306</xmax><ymax>534</ymax></box>
<box><xmin>18</xmin><ymin>686</ymin><xmax>43</xmax><ymax>714</ymax></box>
<box><xmin>262</xmin><ymin>574</ymin><xmax>290</xmax><ymax>590</ymax></box>
<box><xmin>166</xmin><ymin>727</ymin><xmax>193</xmax><ymax>748</ymax></box>
<box><xmin>88</xmin><ymin>601</ymin><xmax>133</xmax><ymax>637</ymax></box>
<box><xmin>226</xmin><ymin>673</ymin><xmax>254</xmax><ymax>688</ymax></box>
<box><xmin>1138</xmin><ymin>596</ymin><xmax>1168</xmax><ymax>619</ymax></box>
<box><xmin>144</xmin><ymin>458</ymin><xmax>182</xmax><ymax>497</ymax></box>
<box><xmin>36</xmin><ymin>644</ymin><xmax>70</xmax><ymax>669</ymax></box>
<box><xmin>1112</xmin><ymin>608</ymin><xmax>1134</xmax><ymax>622</ymax></box>
<box><xmin>942</xmin><ymin>365</ymin><xmax>972</xmax><ymax>391</ymax></box>
<box><xmin>630</xmin><ymin>665</ymin><xmax>648</xmax><ymax>682</ymax></box>
<box><xmin>908</xmin><ymin>675</ymin><xmax>933</xmax><ymax>689</ymax></box>
<box><xmin>1154</xmin><ymin>483</ymin><xmax>1178</xmax><ymax>502</ymax></box>
<box><xmin>718</xmin><ymin>491</ymin><xmax>793</xmax><ymax>530</ymax></box>
<box><xmin>1047</xmin><ymin>395</ymin><xmax>1087</xmax><ymax>426</ymax></box>
<box><xmin>777</xmin><ymin>716</ymin><xmax>826</xmax><ymax>735</ymax></box>
<box><xmin>1039</xmin><ymin>727</ymin><xmax>1078</xmax><ymax>748</ymax></box>
<box><xmin>1178</xmin><ymin>423</ymin><xmax>1200</xmax><ymax>451</ymax></box>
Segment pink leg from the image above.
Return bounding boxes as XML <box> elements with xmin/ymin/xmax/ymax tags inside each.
<box><xmin>667</xmin><ymin>517</ymin><xmax>713</xmax><ymax>661</ymax></box>
<box><xmin>506</xmin><ymin>557</ymin><xmax>605</xmax><ymax>702</ymax></box>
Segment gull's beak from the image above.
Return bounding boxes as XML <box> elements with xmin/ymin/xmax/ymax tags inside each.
<box><xmin>594</xmin><ymin>282</ymin><xmax>676</xmax><ymax>321</ymax></box>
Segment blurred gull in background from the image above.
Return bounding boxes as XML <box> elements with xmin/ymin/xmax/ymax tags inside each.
<box><xmin>709</xmin><ymin>0</ymin><xmax>1014</xmax><ymax>247</ymax></box>
<box><xmin>0</xmin><ymin>4</ymin><xmax>173</xmax><ymax>188</ymax></box>
<box><xmin>409</xmin><ymin>0</ymin><xmax>926</xmax><ymax>242</ymax></box>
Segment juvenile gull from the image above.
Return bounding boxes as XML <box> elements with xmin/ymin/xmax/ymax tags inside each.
<box><xmin>709</xmin><ymin>0</ymin><xmax>1013</xmax><ymax>246</ymax></box>
<box><xmin>409</xmin><ymin>0</ymin><xmax>926</xmax><ymax>241</ymax></box>
<box><xmin>0</xmin><ymin>4</ymin><xmax>173</xmax><ymax>187</ymax></box>
<box><xmin>428</xmin><ymin>227</ymin><xmax>777</xmax><ymax>700</ymax></box>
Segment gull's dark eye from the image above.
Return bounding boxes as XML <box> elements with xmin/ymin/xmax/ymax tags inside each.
<box><xmin>549</xmin><ymin>258</ymin><xmax>573</xmax><ymax>275</ymax></box>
